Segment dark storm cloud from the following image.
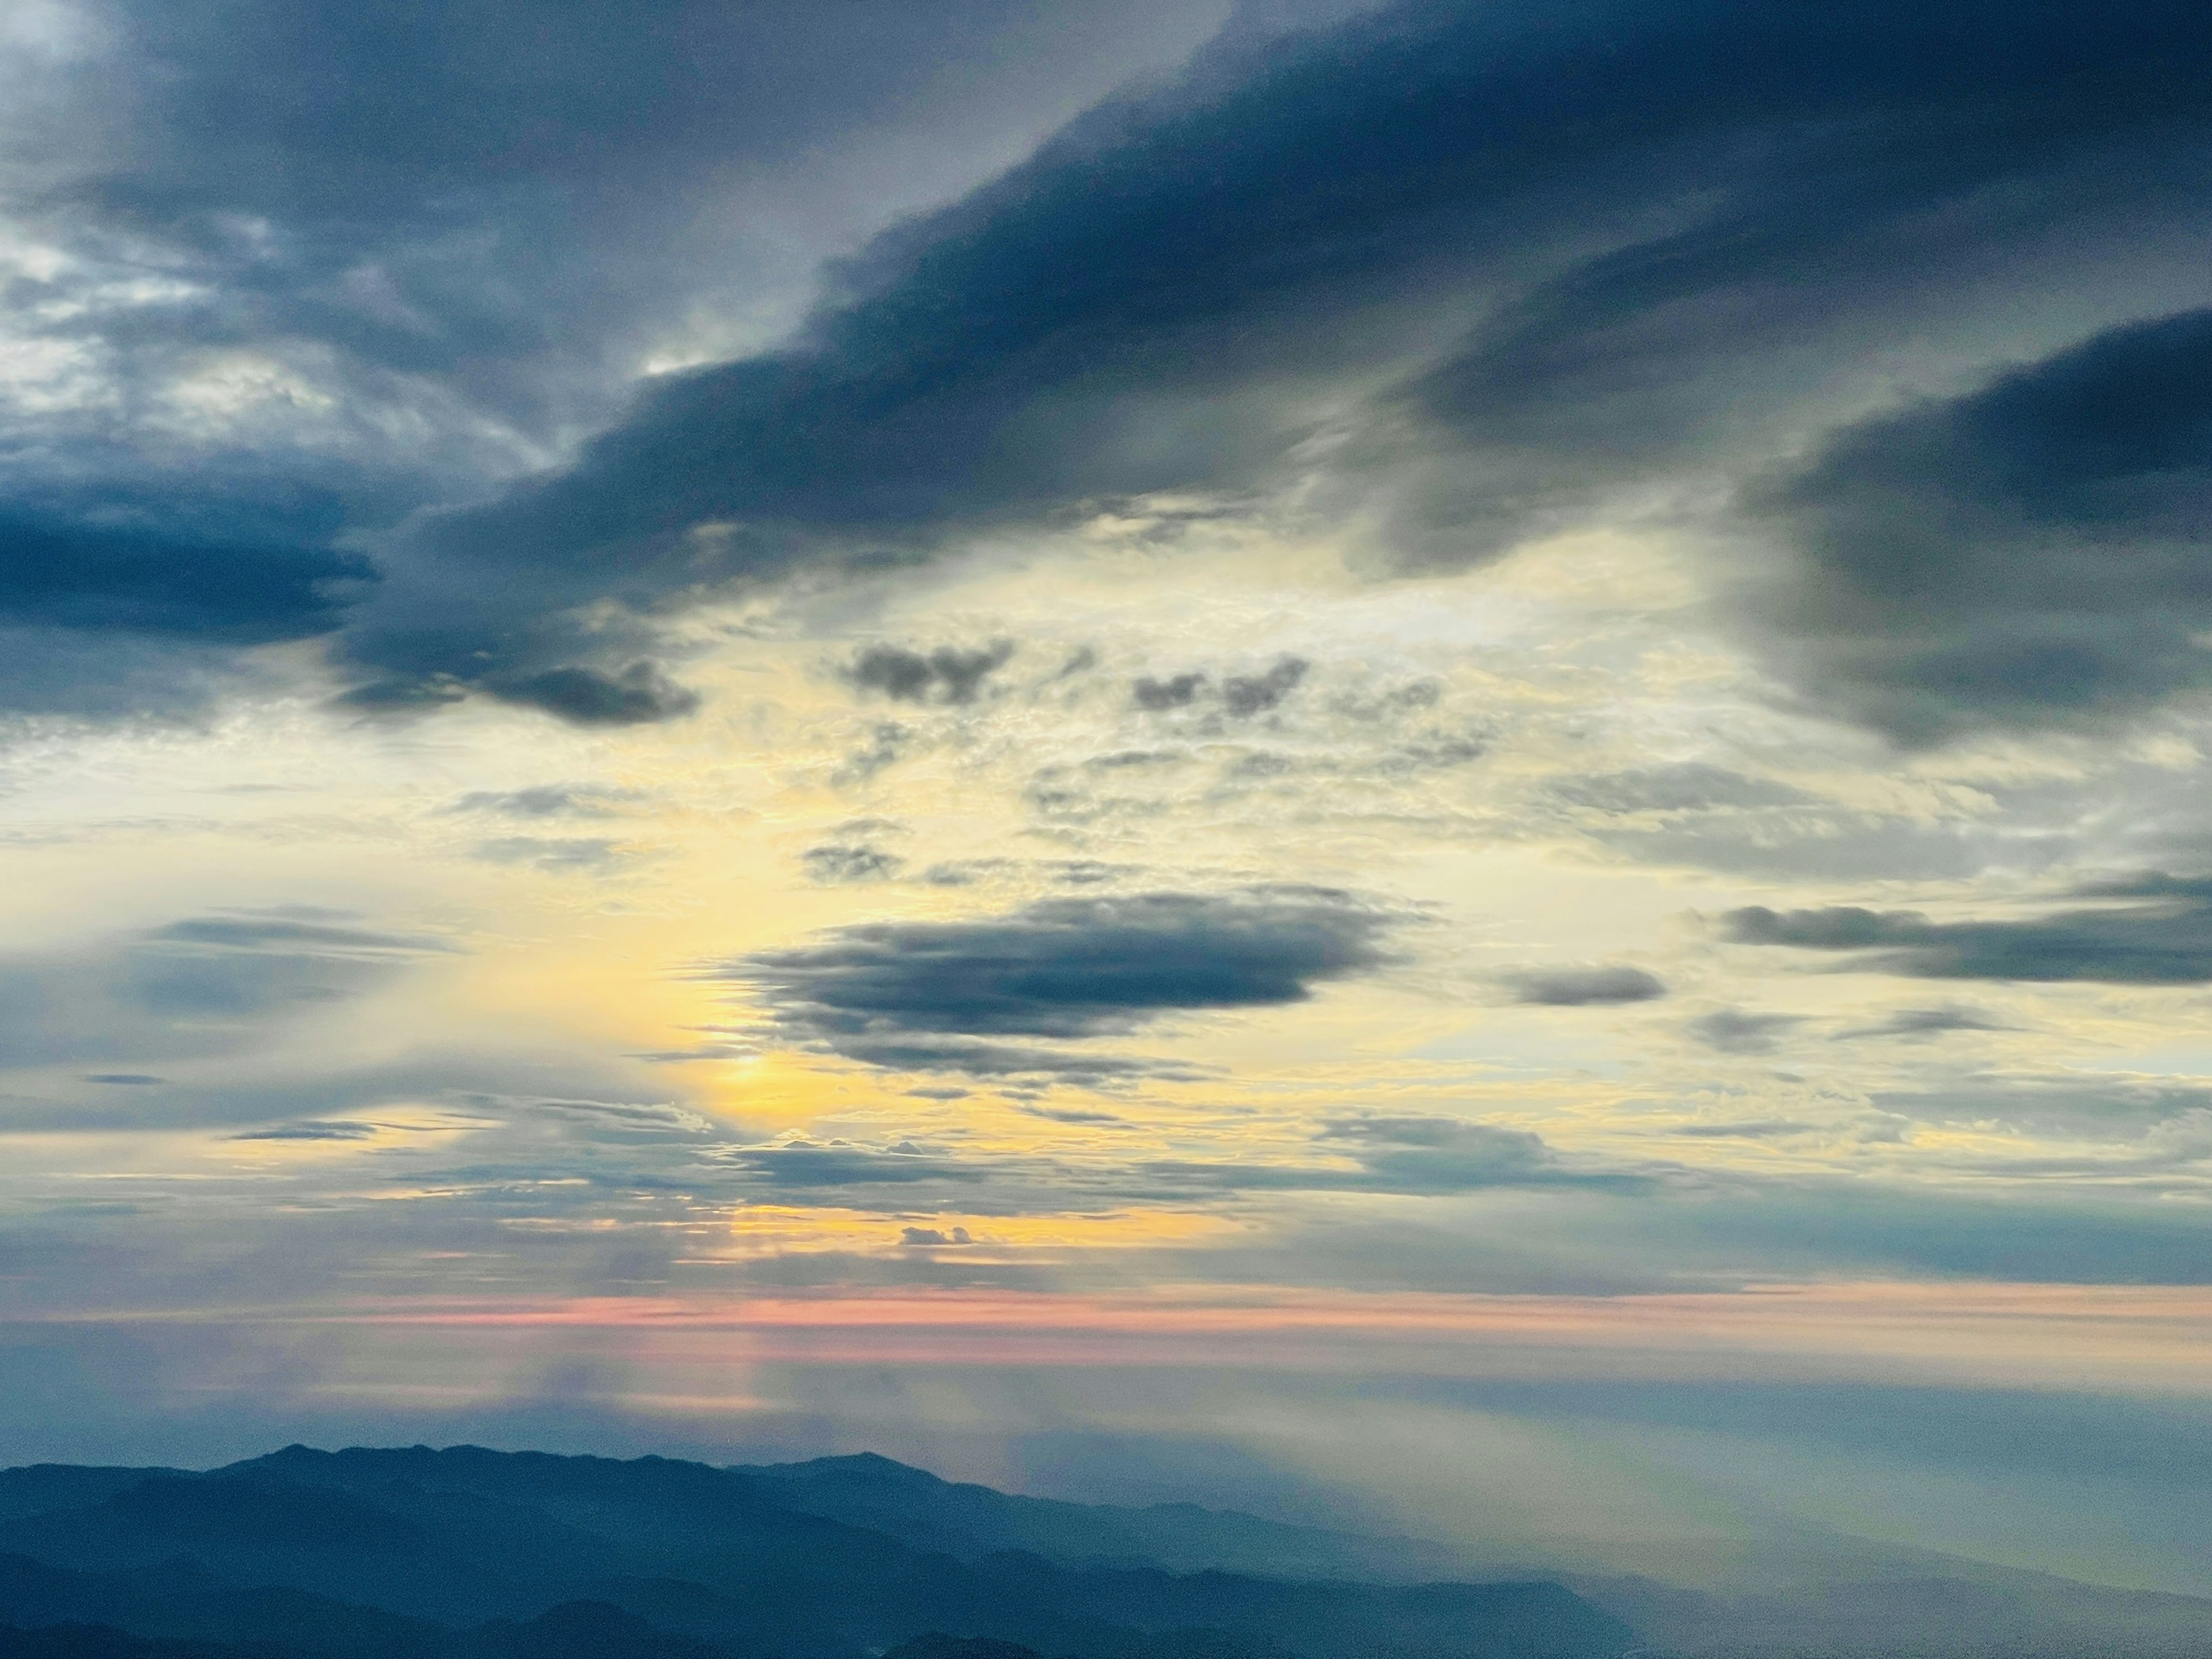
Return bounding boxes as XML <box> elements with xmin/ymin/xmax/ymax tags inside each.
<box><xmin>0</xmin><ymin>0</ymin><xmax>1223</xmax><ymax>716</ymax></box>
<box><xmin>319</xmin><ymin>0</ymin><xmax>2212</xmax><ymax>722</ymax></box>
<box><xmin>1505</xmin><ymin>965</ymin><xmax>1667</xmax><ymax>1006</ymax></box>
<box><xmin>838</xmin><ymin>642</ymin><xmax>1016</xmax><ymax>705</ymax></box>
<box><xmin>719</xmin><ymin>887</ymin><xmax>1399</xmax><ymax>1072</ymax></box>
<box><xmin>0</xmin><ymin>510</ymin><xmax>369</xmax><ymax>643</ymax></box>
<box><xmin>1725</xmin><ymin>874</ymin><xmax>2212</xmax><ymax>982</ymax></box>
<box><xmin>1745</xmin><ymin>308</ymin><xmax>2212</xmax><ymax>744</ymax></box>
<box><xmin>3</xmin><ymin>0</ymin><xmax>2203</xmax><ymax>735</ymax></box>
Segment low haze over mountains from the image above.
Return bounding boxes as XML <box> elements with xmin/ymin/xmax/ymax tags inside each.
<box><xmin>0</xmin><ymin>1446</ymin><xmax>2205</xmax><ymax>1659</ymax></box>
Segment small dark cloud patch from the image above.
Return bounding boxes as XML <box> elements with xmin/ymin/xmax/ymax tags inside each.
<box><xmin>1131</xmin><ymin>658</ymin><xmax>1310</xmax><ymax>718</ymax></box>
<box><xmin>489</xmin><ymin>661</ymin><xmax>700</xmax><ymax>726</ymax></box>
<box><xmin>919</xmin><ymin>859</ymin><xmax>1014</xmax><ymax>888</ymax></box>
<box><xmin>802</xmin><ymin>843</ymin><xmax>906</xmax><ymax>885</ymax></box>
<box><xmin>1689</xmin><ymin>1009</ymin><xmax>1805</xmax><ymax>1055</ymax></box>
<box><xmin>228</xmin><ymin>1120</ymin><xmax>380</xmax><ymax>1142</ymax></box>
<box><xmin>1506</xmin><ymin>965</ymin><xmax>1667</xmax><ymax>1006</ymax></box>
<box><xmin>900</xmin><ymin>1225</ymin><xmax>973</xmax><ymax>1246</ymax></box>
<box><xmin>149</xmin><ymin>913</ymin><xmax>449</xmax><ymax>957</ymax></box>
<box><xmin>83</xmin><ymin>1074</ymin><xmax>165</xmax><ymax>1086</ymax></box>
<box><xmin>1673</xmin><ymin>1119</ymin><xmax>1820</xmax><ymax>1139</ymax></box>
<box><xmin>1221</xmin><ymin>657</ymin><xmax>1309</xmax><ymax>717</ymax></box>
<box><xmin>721</xmin><ymin>886</ymin><xmax>1399</xmax><ymax>1077</ymax></box>
<box><xmin>1726</xmin><ymin>877</ymin><xmax>2212</xmax><ymax>983</ymax></box>
<box><xmin>447</xmin><ymin>785</ymin><xmax>639</xmax><ymax>819</ymax></box>
<box><xmin>835</xmin><ymin>722</ymin><xmax>916</xmax><ymax>786</ymax></box>
<box><xmin>840</xmin><ymin>642</ymin><xmax>1015</xmax><ymax>705</ymax></box>
<box><xmin>1838</xmin><ymin>1004</ymin><xmax>2009</xmax><ymax>1040</ymax></box>
<box><xmin>1132</xmin><ymin>672</ymin><xmax>1207</xmax><ymax>711</ymax></box>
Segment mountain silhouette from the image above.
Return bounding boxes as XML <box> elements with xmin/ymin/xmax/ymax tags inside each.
<box><xmin>0</xmin><ymin>1445</ymin><xmax>2206</xmax><ymax>1659</ymax></box>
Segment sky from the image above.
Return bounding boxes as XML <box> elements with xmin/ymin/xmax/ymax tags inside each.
<box><xmin>1</xmin><ymin>0</ymin><xmax>2210</xmax><ymax>1600</ymax></box>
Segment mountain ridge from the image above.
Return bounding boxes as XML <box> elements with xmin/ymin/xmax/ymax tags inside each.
<box><xmin>0</xmin><ymin>1444</ymin><xmax>2207</xmax><ymax>1658</ymax></box>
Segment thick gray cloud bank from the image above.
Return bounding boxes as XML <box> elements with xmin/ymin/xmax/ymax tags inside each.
<box><xmin>725</xmin><ymin>887</ymin><xmax>1397</xmax><ymax>1073</ymax></box>
<box><xmin>1725</xmin><ymin>875</ymin><xmax>2212</xmax><ymax>982</ymax></box>
<box><xmin>5</xmin><ymin>0</ymin><xmax>2206</xmax><ymax>730</ymax></box>
<box><xmin>1747</xmin><ymin>308</ymin><xmax>2212</xmax><ymax>743</ymax></box>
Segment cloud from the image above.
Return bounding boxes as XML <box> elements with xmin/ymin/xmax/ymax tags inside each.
<box><xmin>1220</xmin><ymin>656</ymin><xmax>1309</xmax><ymax>717</ymax></box>
<box><xmin>1836</xmin><ymin>1004</ymin><xmax>2008</xmax><ymax>1040</ymax></box>
<box><xmin>228</xmin><ymin>1120</ymin><xmax>381</xmax><ymax>1142</ymax></box>
<box><xmin>1505</xmin><ymin>965</ymin><xmax>1667</xmax><ymax>1006</ymax></box>
<box><xmin>720</xmin><ymin>886</ymin><xmax>1399</xmax><ymax>1073</ymax></box>
<box><xmin>1687</xmin><ymin>1008</ymin><xmax>1805</xmax><ymax>1055</ymax></box>
<box><xmin>446</xmin><ymin>785</ymin><xmax>641</xmax><ymax>819</ymax></box>
<box><xmin>310</xmin><ymin>0</ymin><xmax>2212</xmax><ymax>726</ymax></box>
<box><xmin>801</xmin><ymin>843</ymin><xmax>907</xmax><ymax>885</ymax></box>
<box><xmin>1744</xmin><ymin>307</ymin><xmax>2212</xmax><ymax>744</ymax></box>
<box><xmin>1724</xmin><ymin>876</ymin><xmax>2212</xmax><ymax>983</ymax></box>
<box><xmin>1551</xmin><ymin>764</ymin><xmax>1815</xmax><ymax>816</ymax></box>
<box><xmin>1672</xmin><ymin>1119</ymin><xmax>1819</xmax><ymax>1139</ymax></box>
<box><xmin>900</xmin><ymin>1225</ymin><xmax>973</xmax><ymax>1246</ymax></box>
<box><xmin>1130</xmin><ymin>658</ymin><xmax>1308</xmax><ymax>718</ymax></box>
<box><xmin>723</xmin><ymin>1141</ymin><xmax>993</xmax><ymax>1188</ymax></box>
<box><xmin>838</xmin><ymin>641</ymin><xmax>1016</xmax><ymax>704</ymax></box>
<box><xmin>1132</xmin><ymin>672</ymin><xmax>1208</xmax><ymax>711</ymax></box>
<box><xmin>0</xmin><ymin>0</ymin><xmax>2197</xmax><ymax>735</ymax></box>
<box><xmin>1870</xmin><ymin>1074</ymin><xmax>2212</xmax><ymax>1141</ymax></box>
<box><xmin>0</xmin><ymin>0</ymin><xmax>1226</xmax><ymax>717</ymax></box>
<box><xmin>1145</xmin><ymin>1115</ymin><xmax>1652</xmax><ymax>1196</ymax></box>
<box><xmin>0</xmin><ymin>910</ymin><xmax>452</xmax><ymax>1073</ymax></box>
<box><xmin>469</xmin><ymin>837</ymin><xmax>630</xmax><ymax>872</ymax></box>
<box><xmin>0</xmin><ymin>508</ymin><xmax>370</xmax><ymax>643</ymax></box>
<box><xmin>834</xmin><ymin>722</ymin><xmax>916</xmax><ymax>786</ymax></box>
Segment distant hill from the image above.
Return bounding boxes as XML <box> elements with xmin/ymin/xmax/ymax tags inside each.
<box><xmin>0</xmin><ymin>1446</ymin><xmax>1638</xmax><ymax>1659</ymax></box>
<box><xmin>1</xmin><ymin>1444</ymin><xmax>2207</xmax><ymax>1659</ymax></box>
<box><xmin>738</xmin><ymin>1451</ymin><xmax>1467</xmax><ymax>1581</ymax></box>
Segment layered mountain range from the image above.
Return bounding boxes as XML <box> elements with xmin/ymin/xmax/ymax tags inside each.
<box><xmin>0</xmin><ymin>1446</ymin><xmax>2201</xmax><ymax>1659</ymax></box>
